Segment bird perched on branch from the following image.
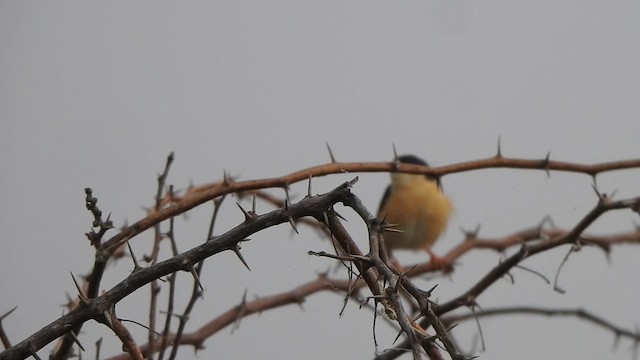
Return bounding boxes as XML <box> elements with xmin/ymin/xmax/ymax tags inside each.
<box><xmin>377</xmin><ymin>154</ymin><xmax>452</xmax><ymax>270</ymax></box>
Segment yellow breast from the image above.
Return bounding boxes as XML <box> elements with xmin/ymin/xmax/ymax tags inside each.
<box><xmin>378</xmin><ymin>174</ymin><xmax>452</xmax><ymax>251</ymax></box>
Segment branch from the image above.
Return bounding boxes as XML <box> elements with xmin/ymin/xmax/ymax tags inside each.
<box><xmin>442</xmin><ymin>306</ymin><xmax>640</xmax><ymax>345</ymax></box>
<box><xmin>0</xmin><ymin>179</ymin><xmax>358</xmax><ymax>360</ymax></box>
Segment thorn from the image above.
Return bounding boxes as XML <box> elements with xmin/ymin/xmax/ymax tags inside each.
<box><xmin>395</xmin><ymin>265</ymin><xmax>416</xmax><ymax>293</ymax></box>
<box><xmin>322</xmin><ymin>211</ymin><xmax>329</xmax><ymax>226</ymax></box>
<box><xmin>334</xmin><ymin>210</ymin><xmax>347</xmax><ymax>222</ymax></box>
<box><xmin>460</xmin><ymin>224</ymin><xmax>481</xmax><ymax>239</ymax></box>
<box><xmin>0</xmin><ymin>306</ymin><xmax>17</xmax><ymax>321</ymax></box>
<box><xmin>251</xmin><ymin>193</ymin><xmax>257</xmax><ymax>214</ymax></box>
<box><xmin>382</xmin><ymin>226</ymin><xmax>403</xmax><ymax>233</ymax></box>
<box><xmin>126</xmin><ymin>240</ymin><xmax>141</xmax><ymax>271</ymax></box>
<box><xmin>190</xmin><ymin>267</ymin><xmax>204</xmax><ymax>291</ymax></box>
<box><xmin>543</xmin><ymin>152</ymin><xmax>551</xmax><ymax>177</ymax></box>
<box><xmin>102</xmin><ymin>310</ymin><xmax>113</xmax><ymax>329</ymax></box>
<box><xmin>223</xmin><ymin>170</ymin><xmax>232</xmax><ymax>186</ymax></box>
<box><xmin>95</xmin><ymin>338</ymin><xmax>103</xmax><ymax>358</ymax></box>
<box><xmin>392</xmin><ymin>148</ymin><xmax>401</xmax><ymax>171</ymax></box>
<box><xmin>392</xmin><ymin>328</ymin><xmax>403</xmax><ymax>345</ymax></box>
<box><xmin>296</xmin><ymin>298</ymin><xmax>305</xmax><ymax>311</ymax></box>
<box><xmin>236</xmin><ymin>202</ymin><xmax>253</xmax><ymax>222</ymax></box>
<box><xmin>233</xmin><ymin>245</ymin><xmax>251</xmax><ymax>271</ymax></box>
<box><xmin>538</xmin><ymin>215</ymin><xmax>556</xmax><ymax>230</ymax></box>
<box><xmin>380</xmin><ymin>222</ymin><xmax>403</xmax><ymax>233</ymax></box>
<box><xmin>591</xmin><ymin>183</ymin><xmax>603</xmax><ymax>201</ymax></box>
<box><xmin>70</xmin><ymin>272</ymin><xmax>89</xmax><ymax>305</ymax></box>
<box><xmin>446</xmin><ymin>322</ymin><xmax>459</xmax><ymax>332</ymax></box>
<box><xmin>426</xmin><ymin>283</ymin><xmax>439</xmax><ymax>297</ymax></box>
<box><xmin>495</xmin><ymin>135</ymin><xmax>503</xmax><ymax>157</ymax></box>
<box><xmin>288</xmin><ymin>215</ymin><xmax>299</xmax><ymax>234</ymax></box>
<box><xmin>283</xmin><ymin>185</ymin><xmax>291</xmax><ymax>206</ymax></box>
<box><xmin>326</xmin><ymin>142</ymin><xmax>336</xmax><ymax>163</ymax></box>
<box><xmin>66</xmin><ymin>327</ymin><xmax>85</xmax><ymax>351</ymax></box>
<box><xmin>232</xmin><ymin>289</ymin><xmax>248</xmax><ymax>333</ymax></box>
<box><xmin>307</xmin><ymin>175</ymin><xmax>313</xmax><ymax>197</ymax></box>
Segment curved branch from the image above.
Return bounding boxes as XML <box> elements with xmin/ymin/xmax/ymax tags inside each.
<box><xmin>442</xmin><ymin>306</ymin><xmax>640</xmax><ymax>344</ymax></box>
<box><xmin>106</xmin><ymin>225</ymin><xmax>640</xmax><ymax>359</ymax></box>
<box><xmin>0</xmin><ymin>180</ymin><xmax>359</xmax><ymax>360</ymax></box>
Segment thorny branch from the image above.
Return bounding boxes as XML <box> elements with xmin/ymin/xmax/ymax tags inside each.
<box><xmin>1</xmin><ymin>154</ymin><xmax>639</xmax><ymax>360</ymax></box>
<box><xmin>0</xmin><ymin>179</ymin><xmax>359</xmax><ymax>360</ymax></box>
<box><xmin>102</xmin><ymin>225</ymin><xmax>640</xmax><ymax>360</ymax></box>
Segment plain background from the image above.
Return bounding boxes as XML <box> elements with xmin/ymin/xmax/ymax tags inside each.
<box><xmin>1</xmin><ymin>1</ymin><xmax>639</xmax><ymax>359</ymax></box>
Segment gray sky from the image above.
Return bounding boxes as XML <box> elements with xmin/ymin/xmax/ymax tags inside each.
<box><xmin>1</xmin><ymin>1</ymin><xmax>639</xmax><ymax>359</ymax></box>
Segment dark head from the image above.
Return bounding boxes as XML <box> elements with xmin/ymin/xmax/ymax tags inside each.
<box><xmin>395</xmin><ymin>154</ymin><xmax>435</xmax><ymax>181</ymax></box>
<box><xmin>397</xmin><ymin>154</ymin><xmax>428</xmax><ymax>167</ymax></box>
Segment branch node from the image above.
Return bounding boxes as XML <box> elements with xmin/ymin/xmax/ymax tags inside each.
<box><xmin>236</xmin><ymin>202</ymin><xmax>254</xmax><ymax>222</ymax></box>
<box><xmin>543</xmin><ymin>151</ymin><xmax>551</xmax><ymax>177</ymax></box>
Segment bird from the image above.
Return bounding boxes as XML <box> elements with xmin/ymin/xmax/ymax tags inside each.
<box><xmin>377</xmin><ymin>154</ymin><xmax>452</xmax><ymax>269</ymax></box>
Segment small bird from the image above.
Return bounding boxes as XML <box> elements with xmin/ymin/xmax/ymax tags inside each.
<box><xmin>377</xmin><ymin>155</ymin><xmax>452</xmax><ymax>269</ymax></box>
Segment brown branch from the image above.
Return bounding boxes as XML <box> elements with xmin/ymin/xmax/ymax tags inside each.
<box><xmin>73</xmin><ymin>156</ymin><xmax>640</xmax><ymax>357</ymax></box>
<box><xmin>109</xmin><ymin>311</ymin><xmax>143</xmax><ymax>360</ymax></box>
<box><xmin>123</xmin><ymin>155</ymin><xmax>640</xmax><ymax>256</ymax></box>
<box><xmin>434</xmin><ymin>196</ymin><xmax>640</xmax><ymax>316</ymax></box>
<box><xmin>5</xmin><ymin>156</ymin><xmax>639</xmax><ymax>360</ymax></box>
<box><xmin>441</xmin><ymin>306</ymin><xmax>640</xmax><ymax>344</ymax></box>
<box><xmin>0</xmin><ymin>179</ymin><xmax>359</xmax><ymax>360</ymax></box>
<box><xmin>105</xmin><ymin>276</ymin><xmax>342</xmax><ymax>360</ymax></box>
<box><xmin>157</xmin><ymin>186</ymin><xmax>178</xmax><ymax>360</ymax></box>
<box><xmin>101</xmin><ymin>223</ymin><xmax>640</xmax><ymax>360</ymax></box>
<box><xmin>406</xmin><ymin>227</ymin><xmax>640</xmax><ymax>276</ymax></box>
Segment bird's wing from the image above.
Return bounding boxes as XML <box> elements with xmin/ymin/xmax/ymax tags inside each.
<box><xmin>377</xmin><ymin>184</ymin><xmax>392</xmax><ymax>216</ymax></box>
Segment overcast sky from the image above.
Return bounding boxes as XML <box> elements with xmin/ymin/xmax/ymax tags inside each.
<box><xmin>1</xmin><ymin>1</ymin><xmax>639</xmax><ymax>359</ymax></box>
